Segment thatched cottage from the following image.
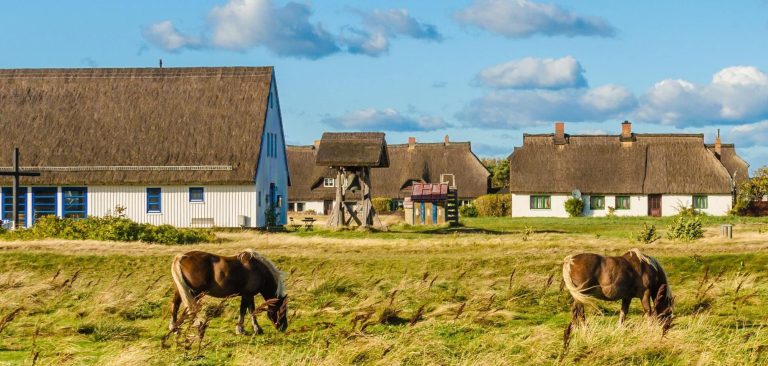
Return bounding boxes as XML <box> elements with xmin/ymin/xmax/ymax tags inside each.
<box><xmin>0</xmin><ymin>67</ymin><xmax>289</xmax><ymax>228</ymax></box>
<box><xmin>287</xmin><ymin>136</ymin><xmax>490</xmax><ymax>214</ymax></box>
<box><xmin>508</xmin><ymin>121</ymin><xmax>748</xmax><ymax>217</ymax></box>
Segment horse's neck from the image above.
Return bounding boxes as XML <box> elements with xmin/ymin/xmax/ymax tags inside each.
<box><xmin>250</xmin><ymin>260</ymin><xmax>278</xmax><ymax>299</ymax></box>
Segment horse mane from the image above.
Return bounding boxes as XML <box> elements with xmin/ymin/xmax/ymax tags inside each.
<box><xmin>627</xmin><ymin>248</ymin><xmax>673</xmax><ymax>300</ymax></box>
<box><xmin>562</xmin><ymin>255</ymin><xmax>599</xmax><ymax>306</ymax></box>
<box><xmin>239</xmin><ymin>249</ymin><xmax>286</xmax><ymax>297</ymax></box>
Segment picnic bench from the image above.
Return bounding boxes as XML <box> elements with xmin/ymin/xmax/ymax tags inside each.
<box><xmin>301</xmin><ymin>217</ymin><xmax>317</xmax><ymax>230</ymax></box>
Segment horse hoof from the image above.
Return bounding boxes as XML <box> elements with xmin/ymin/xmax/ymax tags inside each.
<box><xmin>235</xmin><ymin>325</ymin><xmax>245</xmax><ymax>335</ymax></box>
<box><xmin>256</xmin><ymin>328</ymin><xmax>264</xmax><ymax>335</ymax></box>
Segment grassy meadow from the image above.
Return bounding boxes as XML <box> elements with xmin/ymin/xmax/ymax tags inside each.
<box><xmin>1</xmin><ymin>216</ymin><xmax>768</xmax><ymax>365</ymax></box>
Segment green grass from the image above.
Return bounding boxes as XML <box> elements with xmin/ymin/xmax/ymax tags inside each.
<box><xmin>1</xmin><ymin>216</ymin><xmax>768</xmax><ymax>364</ymax></box>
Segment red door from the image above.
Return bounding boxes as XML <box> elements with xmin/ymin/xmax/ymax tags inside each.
<box><xmin>648</xmin><ymin>195</ymin><xmax>662</xmax><ymax>217</ymax></box>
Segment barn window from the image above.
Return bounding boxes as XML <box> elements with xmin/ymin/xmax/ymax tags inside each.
<box><xmin>32</xmin><ymin>187</ymin><xmax>57</xmax><ymax>222</ymax></box>
<box><xmin>1</xmin><ymin>187</ymin><xmax>27</xmax><ymax>224</ymax></box>
<box><xmin>615</xmin><ymin>196</ymin><xmax>631</xmax><ymax>210</ymax></box>
<box><xmin>296</xmin><ymin>202</ymin><xmax>305</xmax><ymax>212</ymax></box>
<box><xmin>324</xmin><ymin>178</ymin><xmax>335</xmax><ymax>187</ymax></box>
<box><xmin>62</xmin><ymin>187</ymin><xmax>87</xmax><ymax>219</ymax></box>
<box><xmin>189</xmin><ymin>187</ymin><xmax>205</xmax><ymax>202</ymax></box>
<box><xmin>693</xmin><ymin>195</ymin><xmax>708</xmax><ymax>209</ymax></box>
<box><xmin>147</xmin><ymin>188</ymin><xmax>162</xmax><ymax>213</ymax></box>
<box><xmin>530</xmin><ymin>195</ymin><xmax>551</xmax><ymax>209</ymax></box>
<box><xmin>590</xmin><ymin>195</ymin><xmax>605</xmax><ymax>210</ymax></box>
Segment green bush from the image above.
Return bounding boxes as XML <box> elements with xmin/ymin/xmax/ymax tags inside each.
<box><xmin>634</xmin><ymin>223</ymin><xmax>661</xmax><ymax>244</ymax></box>
<box><xmin>0</xmin><ymin>215</ymin><xmax>215</xmax><ymax>245</ymax></box>
<box><xmin>473</xmin><ymin>194</ymin><xmax>512</xmax><ymax>217</ymax></box>
<box><xmin>372</xmin><ymin>197</ymin><xmax>393</xmax><ymax>214</ymax></box>
<box><xmin>564</xmin><ymin>198</ymin><xmax>584</xmax><ymax>217</ymax></box>
<box><xmin>666</xmin><ymin>215</ymin><xmax>704</xmax><ymax>241</ymax></box>
<box><xmin>459</xmin><ymin>204</ymin><xmax>478</xmax><ymax>217</ymax></box>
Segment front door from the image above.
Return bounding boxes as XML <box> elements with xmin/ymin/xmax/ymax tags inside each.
<box><xmin>648</xmin><ymin>194</ymin><xmax>662</xmax><ymax>217</ymax></box>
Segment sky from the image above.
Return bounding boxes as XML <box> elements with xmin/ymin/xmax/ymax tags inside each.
<box><xmin>2</xmin><ymin>0</ymin><xmax>768</xmax><ymax>170</ymax></box>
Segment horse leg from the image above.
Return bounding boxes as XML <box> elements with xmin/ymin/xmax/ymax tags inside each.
<box><xmin>641</xmin><ymin>289</ymin><xmax>652</xmax><ymax>317</ymax></box>
<box><xmin>169</xmin><ymin>289</ymin><xmax>182</xmax><ymax>332</ymax></box>
<box><xmin>619</xmin><ymin>298</ymin><xmax>631</xmax><ymax>325</ymax></box>
<box><xmin>248</xmin><ymin>296</ymin><xmax>264</xmax><ymax>335</ymax></box>
<box><xmin>571</xmin><ymin>301</ymin><xmax>585</xmax><ymax>327</ymax></box>
<box><xmin>236</xmin><ymin>296</ymin><xmax>247</xmax><ymax>335</ymax></box>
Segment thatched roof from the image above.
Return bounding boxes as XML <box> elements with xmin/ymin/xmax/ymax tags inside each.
<box><xmin>289</xmin><ymin>141</ymin><xmax>490</xmax><ymax>201</ymax></box>
<box><xmin>315</xmin><ymin>132</ymin><xmax>389</xmax><ymax>167</ymax></box>
<box><xmin>508</xmin><ymin>133</ymin><xmax>733</xmax><ymax>194</ymax></box>
<box><xmin>0</xmin><ymin>67</ymin><xmax>276</xmax><ymax>185</ymax></box>
<box><xmin>706</xmin><ymin>144</ymin><xmax>750</xmax><ymax>186</ymax></box>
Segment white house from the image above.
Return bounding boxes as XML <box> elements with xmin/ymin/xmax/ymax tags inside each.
<box><xmin>507</xmin><ymin>121</ymin><xmax>748</xmax><ymax>217</ymax></box>
<box><xmin>0</xmin><ymin>67</ymin><xmax>289</xmax><ymax>228</ymax></box>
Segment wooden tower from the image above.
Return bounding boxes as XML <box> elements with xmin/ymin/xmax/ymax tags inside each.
<box><xmin>315</xmin><ymin>132</ymin><xmax>389</xmax><ymax>228</ymax></box>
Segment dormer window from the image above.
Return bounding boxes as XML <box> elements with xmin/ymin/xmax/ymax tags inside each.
<box><xmin>323</xmin><ymin>178</ymin><xmax>335</xmax><ymax>187</ymax></box>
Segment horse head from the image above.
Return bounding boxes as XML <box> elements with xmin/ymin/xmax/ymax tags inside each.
<box><xmin>266</xmin><ymin>295</ymin><xmax>289</xmax><ymax>332</ymax></box>
<box><xmin>652</xmin><ymin>284</ymin><xmax>674</xmax><ymax>321</ymax></box>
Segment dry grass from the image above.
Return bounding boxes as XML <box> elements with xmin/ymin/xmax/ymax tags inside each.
<box><xmin>0</xmin><ymin>217</ymin><xmax>767</xmax><ymax>365</ymax></box>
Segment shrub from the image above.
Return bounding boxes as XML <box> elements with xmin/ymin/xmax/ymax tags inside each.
<box><xmin>459</xmin><ymin>204</ymin><xmax>478</xmax><ymax>217</ymax></box>
<box><xmin>666</xmin><ymin>215</ymin><xmax>704</xmax><ymax>241</ymax></box>
<box><xmin>474</xmin><ymin>194</ymin><xmax>511</xmax><ymax>217</ymax></box>
<box><xmin>634</xmin><ymin>223</ymin><xmax>661</xmax><ymax>244</ymax></box>
<box><xmin>372</xmin><ymin>197</ymin><xmax>393</xmax><ymax>214</ymax></box>
<box><xmin>0</xmin><ymin>214</ymin><xmax>215</xmax><ymax>245</ymax></box>
<box><xmin>564</xmin><ymin>198</ymin><xmax>584</xmax><ymax>217</ymax></box>
<box><xmin>606</xmin><ymin>206</ymin><xmax>616</xmax><ymax>217</ymax></box>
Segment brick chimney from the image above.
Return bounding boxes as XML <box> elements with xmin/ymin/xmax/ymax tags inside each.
<box><xmin>553</xmin><ymin>121</ymin><xmax>567</xmax><ymax>145</ymax></box>
<box><xmin>408</xmin><ymin>136</ymin><xmax>416</xmax><ymax>150</ymax></box>
<box><xmin>444</xmin><ymin>135</ymin><xmax>450</xmax><ymax>145</ymax></box>
<box><xmin>620</xmin><ymin>120</ymin><xmax>635</xmax><ymax>144</ymax></box>
<box><xmin>621</xmin><ymin>121</ymin><xmax>632</xmax><ymax>137</ymax></box>
<box><xmin>715</xmin><ymin>129</ymin><xmax>722</xmax><ymax>157</ymax></box>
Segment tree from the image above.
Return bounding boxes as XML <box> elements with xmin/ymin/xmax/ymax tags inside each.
<box><xmin>733</xmin><ymin>167</ymin><xmax>768</xmax><ymax>215</ymax></box>
<box><xmin>481</xmin><ymin>158</ymin><xmax>510</xmax><ymax>189</ymax></box>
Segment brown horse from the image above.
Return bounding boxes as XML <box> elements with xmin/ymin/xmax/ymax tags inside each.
<box><xmin>562</xmin><ymin>248</ymin><xmax>673</xmax><ymax>326</ymax></box>
<box><xmin>169</xmin><ymin>249</ymin><xmax>288</xmax><ymax>334</ymax></box>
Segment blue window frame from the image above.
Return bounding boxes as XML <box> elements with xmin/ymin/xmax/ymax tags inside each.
<box><xmin>189</xmin><ymin>187</ymin><xmax>204</xmax><ymax>202</ymax></box>
<box><xmin>147</xmin><ymin>188</ymin><xmax>162</xmax><ymax>213</ymax></box>
<box><xmin>62</xmin><ymin>187</ymin><xmax>87</xmax><ymax>219</ymax></box>
<box><xmin>2</xmin><ymin>187</ymin><xmax>28</xmax><ymax>225</ymax></box>
<box><xmin>32</xmin><ymin>187</ymin><xmax>57</xmax><ymax>222</ymax></box>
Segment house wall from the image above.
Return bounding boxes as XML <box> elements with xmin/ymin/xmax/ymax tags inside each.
<box><xmin>511</xmin><ymin>194</ymin><xmax>570</xmax><ymax>217</ymax></box>
<box><xmin>661</xmin><ymin>194</ymin><xmax>731</xmax><ymax>216</ymax></box>
<box><xmin>254</xmin><ymin>75</ymin><xmax>289</xmax><ymax>226</ymax></box>
<box><xmin>582</xmin><ymin>195</ymin><xmax>648</xmax><ymax>217</ymax></box>
<box><xmin>89</xmin><ymin>185</ymin><xmax>257</xmax><ymax>227</ymax></box>
<box><xmin>288</xmin><ymin>200</ymin><xmax>324</xmax><ymax>214</ymax></box>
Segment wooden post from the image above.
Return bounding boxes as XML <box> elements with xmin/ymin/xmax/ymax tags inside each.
<box><xmin>327</xmin><ymin>168</ymin><xmax>345</xmax><ymax>228</ymax></box>
<box><xmin>12</xmin><ymin>148</ymin><xmax>19</xmax><ymax>230</ymax></box>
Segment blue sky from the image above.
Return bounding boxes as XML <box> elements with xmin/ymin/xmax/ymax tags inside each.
<box><xmin>2</xmin><ymin>0</ymin><xmax>768</xmax><ymax>170</ymax></box>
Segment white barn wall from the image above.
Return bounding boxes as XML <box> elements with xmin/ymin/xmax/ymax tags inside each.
<box><xmin>254</xmin><ymin>75</ymin><xmax>289</xmax><ymax>226</ymax></box>
<box><xmin>88</xmin><ymin>185</ymin><xmax>257</xmax><ymax>228</ymax></box>
<box><xmin>661</xmin><ymin>194</ymin><xmax>731</xmax><ymax>216</ymax></box>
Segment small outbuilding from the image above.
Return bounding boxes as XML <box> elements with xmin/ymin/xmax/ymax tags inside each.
<box><xmin>404</xmin><ymin>181</ymin><xmax>458</xmax><ymax>226</ymax></box>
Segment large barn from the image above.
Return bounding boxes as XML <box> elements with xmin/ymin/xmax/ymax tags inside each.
<box><xmin>508</xmin><ymin>121</ymin><xmax>748</xmax><ymax>217</ymax></box>
<box><xmin>0</xmin><ymin>67</ymin><xmax>289</xmax><ymax>228</ymax></box>
<box><xmin>287</xmin><ymin>136</ymin><xmax>490</xmax><ymax>214</ymax></box>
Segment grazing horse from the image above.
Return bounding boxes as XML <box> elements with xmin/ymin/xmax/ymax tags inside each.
<box><xmin>169</xmin><ymin>249</ymin><xmax>288</xmax><ymax>334</ymax></box>
<box><xmin>562</xmin><ymin>248</ymin><xmax>673</xmax><ymax>326</ymax></box>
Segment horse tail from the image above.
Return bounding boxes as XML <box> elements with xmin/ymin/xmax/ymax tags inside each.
<box><xmin>171</xmin><ymin>254</ymin><xmax>196</xmax><ymax>311</ymax></box>
<box><xmin>562</xmin><ymin>255</ymin><xmax>597</xmax><ymax>306</ymax></box>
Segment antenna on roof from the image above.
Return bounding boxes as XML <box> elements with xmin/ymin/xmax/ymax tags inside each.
<box><xmin>159</xmin><ymin>59</ymin><xmax>163</xmax><ymax>68</ymax></box>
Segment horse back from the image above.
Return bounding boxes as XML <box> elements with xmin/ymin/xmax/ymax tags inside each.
<box><xmin>179</xmin><ymin>251</ymin><xmax>252</xmax><ymax>297</ymax></box>
<box><xmin>569</xmin><ymin>253</ymin><xmax>640</xmax><ymax>300</ymax></box>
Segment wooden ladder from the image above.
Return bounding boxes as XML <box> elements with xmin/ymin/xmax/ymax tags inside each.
<box><xmin>446</xmin><ymin>188</ymin><xmax>459</xmax><ymax>226</ymax></box>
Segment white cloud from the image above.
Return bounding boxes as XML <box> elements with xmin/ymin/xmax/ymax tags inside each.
<box><xmin>143</xmin><ymin>1</ymin><xmax>440</xmax><ymax>59</ymax></box>
<box><xmin>636</xmin><ymin>66</ymin><xmax>768</xmax><ymax>126</ymax></box>
<box><xmin>457</xmin><ymin>85</ymin><xmax>636</xmax><ymax>128</ymax></box>
<box><xmin>343</xmin><ymin>8</ymin><xmax>442</xmax><ymax>57</ymax></box>
<box><xmin>476</xmin><ymin>56</ymin><xmax>587</xmax><ymax>89</ymax></box>
<box><xmin>207</xmin><ymin>0</ymin><xmax>339</xmax><ymax>59</ymax></box>
<box><xmin>729</xmin><ymin>120</ymin><xmax>768</xmax><ymax>147</ymax></box>
<box><xmin>322</xmin><ymin>108</ymin><xmax>449</xmax><ymax>131</ymax></box>
<box><xmin>142</xmin><ymin>21</ymin><xmax>202</xmax><ymax>51</ymax></box>
<box><xmin>455</xmin><ymin>0</ymin><xmax>615</xmax><ymax>38</ymax></box>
